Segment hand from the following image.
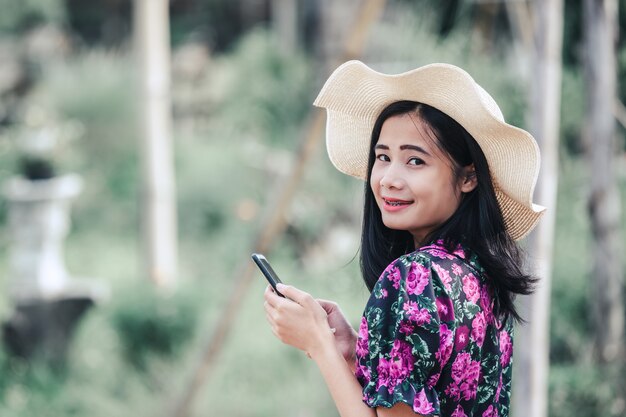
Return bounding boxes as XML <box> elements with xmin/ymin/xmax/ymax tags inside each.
<box><xmin>264</xmin><ymin>284</ymin><xmax>335</xmax><ymax>359</ymax></box>
<box><xmin>317</xmin><ymin>299</ymin><xmax>357</xmax><ymax>366</ymax></box>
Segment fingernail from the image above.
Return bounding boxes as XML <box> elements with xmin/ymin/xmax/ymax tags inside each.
<box><xmin>276</xmin><ymin>283</ymin><xmax>285</xmax><ymax>290</ymax></box>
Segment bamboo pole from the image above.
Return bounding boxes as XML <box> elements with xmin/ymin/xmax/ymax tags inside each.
<box><xmin>134</xmin><ymin>0</ymin><xmax>178</xmax><ymax>288</ymax></box>
<box><xmin>168</xmin><ymin>1</ymin><xmax>387</xmax><ymax>416</ymax></box>
<box><xmin>512</xmin><ymin>1</ymin><xmax>563</xmax><ymax>417</ymax></box>
<box><xmin>583</xmin><ymin>0</ymin><xmax>623</xmax><ymax>364</ymax></box>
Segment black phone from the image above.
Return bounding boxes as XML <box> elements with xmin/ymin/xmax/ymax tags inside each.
<box><xmin>251</xmin><ymin>253</ymin><xmax>285</xmax><ymax>297</ymax></box>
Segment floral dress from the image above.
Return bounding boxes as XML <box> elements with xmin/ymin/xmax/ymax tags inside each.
<box><xmin>355</xmin><ymin>243</ymin><xmax>513</xmax><ymax>417</ymax></box>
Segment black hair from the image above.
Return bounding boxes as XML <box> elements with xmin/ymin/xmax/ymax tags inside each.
<box><xmin>359</xmin><ymin>100</ymin><xmax>536</xmax><ymax>323</ymax></box>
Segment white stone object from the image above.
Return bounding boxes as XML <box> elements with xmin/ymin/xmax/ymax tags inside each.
<box><xmin>3</xmin><ymin>174</ymin><xmax>83</xmax><ymax>301</ymax></box>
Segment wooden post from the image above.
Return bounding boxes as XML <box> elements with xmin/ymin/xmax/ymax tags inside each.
<box><xmin>134</xmin><ymin>0</ymin><xmax>178</xmax><ymax>288</ymax></box>
<box><xmin>512</xmin><ymin>1</ymin><xmax>563</xmax><ymax>417</ymax></box>
<box><xmin>271</xmin><ymin>0</ymin><xmax>298</xmax><ymax>53</ymax></box>
<box><xmin>583</xmin><ymin>0</ymin><xmax>623</xmax><ymax>364</ymax></box>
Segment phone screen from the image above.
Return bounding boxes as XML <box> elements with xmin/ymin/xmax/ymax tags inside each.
<box><xmin>251</xmin><ymin>253</ymin><xmax>285</xmax><ymax>297</ymax></box>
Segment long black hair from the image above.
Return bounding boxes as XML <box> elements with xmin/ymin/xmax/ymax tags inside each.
<box><xmin>359</xmin><ymin>100</ymin><xmax>536</xmax><ymax>323</ymax></box>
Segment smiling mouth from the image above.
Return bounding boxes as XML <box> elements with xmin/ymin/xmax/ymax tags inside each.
<box><xmin>383</xmin><ymin>198</ymin><xmax>413</xmax><ymax>206</ymax></box>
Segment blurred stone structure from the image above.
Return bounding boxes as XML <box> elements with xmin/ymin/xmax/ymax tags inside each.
<box><xmin>2</xmin><ymin>174</ymin><xmax>106</xmax><ymax>364</ymax></box>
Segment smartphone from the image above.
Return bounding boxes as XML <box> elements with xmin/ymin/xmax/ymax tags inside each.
<box><xmin>251</xmin><ymin>253</ymin><xmax>285</xmax><ymax>297</ymax></box>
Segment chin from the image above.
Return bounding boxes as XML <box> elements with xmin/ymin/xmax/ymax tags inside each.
<box><xmin>381</xmin><ymin>219</ymin><xmax>410</xmax><ymax>232</ymax></box>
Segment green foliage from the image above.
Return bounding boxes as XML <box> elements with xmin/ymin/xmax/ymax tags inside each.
<box><xmin>0</xmin><ymin>0</ymin><xmax>65</xmax><ymax>33</ymax></box>
<box><xmin>170</xmin><ymin>0</ymin><xmax>244</xmax><ymax>49</ymax></box>
<box><xmin>549</xmin><ymin>156</ymin><xmax>593</xmax><ymax>364</ymax></box>
<box><xmin>366</xmin><ymin>6</ymin><xmax>528</xmax><ymax>130</ymax></box>
<box><xmin>560</xmin><ymin>68</ymin><xmax>586</xmax><ymax>154</ymax></box>
<box><xmin>109</xmin><ymin>284</ymin><xmax>198</xmax><ymax>370</ymax></box>
<box><xmin>208</xmin><ymin>28</ymin><xmax>314</xmax><ymax>147</ymax></box>
<box><xmin>549</xmin><ymin>364</ymin><xmax>626</xmax><ymax>417</ymax></box>
<box><xmin>26</xmin><ymin>51</ymin><xmax>139</xmax><ymax>233</ymax></box>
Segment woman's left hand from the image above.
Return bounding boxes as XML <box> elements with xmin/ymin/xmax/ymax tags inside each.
<box><xmin>264</xmin><ymin>284</ymin><xmax>335</xmax><ymax>359</ymax></box>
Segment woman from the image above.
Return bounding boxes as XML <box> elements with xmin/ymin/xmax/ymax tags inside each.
<box><xmin>263</xmin><ymin>61</ymin><xmax>545</xmax><ymax>417</ymax></box>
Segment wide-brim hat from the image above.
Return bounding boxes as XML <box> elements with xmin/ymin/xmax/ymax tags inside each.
<box><xmin>313</xmin><ymin>60</ymin><xmax>545</xmax><ymax>241</ymax></box>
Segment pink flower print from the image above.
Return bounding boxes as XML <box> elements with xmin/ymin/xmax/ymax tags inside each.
<box><xmin>452</xmin><ymin>246</ymin><xmax>466</xmax><ymax>259</ymax></box>
<box><xmin>436</xmin><ymin>296</ymin><xmax>454</xmax><ymax>322</ymax></box>
<box><xmin>495</xmin><ymin>374</ymin><xmax>503</xmax><ymax>400</ymax></box>
<box><xmin>413</xmin><ymin>388</ymin><xmax>435</xmax><ymax>415</ymax></box>
<box><xmin>435</xmin><ymin>323</ymin><xmax>454</xmax><ymax>365</ymax></box>
<box><xmin>355</xmin><ymin>361</ymin><xmax>371</xmax><ymax>382</ymax></box>
<box><xmin>455</xmin><ymin>325</ymin><xmax>470</xmax><ymax>351</ymax></box>
<box><xmin>499</xmin><ymin>330</ymin><xmax>513</xmax><ymax>367</ymax></box>
<box><xmin>376</xmin><ymin>357</ymin><xmax>393</xmax><ymax>392</ymax></box>
<box><xmin>471</xmin><ymin>312</ymin><xmax>487</xmax><ymax>348</ymax></box>
<box><xmin>381</xmin><ymin>288</ymin><xmax>388</xmax><ymax>298</ymax></box>
<box><xmin>462</xmin><ymin>273</ymin><xmax>481</xmax><ymax>304</ymax></box>
<box><xmin>445</xmin><ymin>382</ymin><xmax>461</xmax><ymax>401</ymax></box>
<box><xmin>358</xmin><ymin>316</ymin><xmax>368</xmax><ymax>339</ymax></box>
<box><xmin>482</xmin><ymin>405</ymin><xmax>498</xmax><ymax>417</ymax></box>
<box><xmin>386</xmin><ymin>265</ymin><xmax>402</xmax><ymax>290</ymax></box>
<box><xmin>452</xmin><ymin>263</ymin><xmax>463</xmax><ymax>276</ymax></box>
<box><xmin>377</xmin><ymin>340</ymin><xmax>414</xmax><ymax>393</ymax></box>
<box><xmin>356</xmin><ymin>317</ymin><xmax>369</xmax><ymax>358</ymax></box>
<box><xmin>399</xmin><ymin>319</ymin><xmax>414</xmax><ymax>335</ymax></box>
<box><xmin>433</xmin><ymin>263</ymin><xmax>452</xmax><ymax>291</ymax></box>
<box><xmin>451</xmin><ymin>405</ymin><xmax>468</xmax><ymax>417</ymax></box>
<box><xmin>405</xmin><ymin>261</ymin><xmax>430</xmax><ymax>296</ymax></box>
<box><xmin>390</xmin><ymin>339</ymin><xmax>415</xmax><ymax>370</ymax></box>
<box><xmin>480</xmin><ymin>287</ymin><xmax>495</xmax><ymax>325</ymax></box>
<box><xmin>427</xmin><ymin>372</ymin><xmax>440</xmax><ymax>389</ymax></box>
<box><xmin>450</xmin><ymin>353</ymin><xmax>481</xmax><ymax>400</ymax></box>
<box><xmin>426</xmin><ymin>243</ymin><xmax>450</xmax><ymax>259</ymax></box>
<box><xmin>403</xmin><ymin>301</ymin><xmax>431</xmax><ymax>326</ymax></box>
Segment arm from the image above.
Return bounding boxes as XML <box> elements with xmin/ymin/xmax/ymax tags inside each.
<box><xmin>264</xmin><ymin>284</ymin><xmax>423</xmax><ymax>417</ymax></box>
<box><xmin>313</xmin><ymin>334</ymin><xmax>420</xmax><ymax>417</ymax></box>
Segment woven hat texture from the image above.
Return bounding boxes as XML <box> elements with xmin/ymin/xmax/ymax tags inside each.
<box><xmin>313</xmin><ymin>60</ymin><xmax>545</xmax><ymax>240</ymax></box>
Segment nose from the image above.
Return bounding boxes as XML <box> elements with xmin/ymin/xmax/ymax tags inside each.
<box><xmin>379</xmin><ymin>164</ymin><xmax>404</xmax><ymax>190</ymax></box>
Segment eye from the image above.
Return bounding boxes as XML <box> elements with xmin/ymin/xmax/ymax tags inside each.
<box><xmin>408</xmin><ymin>157</ymin><xmax>425</xmax><ymax>166</ymax></box>
<box><xmin>376</xmin><ymin>154</ymin><xmax>390</xmax><ymax>162</ymax></box>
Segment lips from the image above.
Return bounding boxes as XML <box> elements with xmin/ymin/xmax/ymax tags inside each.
<box><xmin>381</xmin><ymin>197</ymin><xmax>414</xmax><ymax>213</ymax></box>
<box><xmin>382</xmin><ymin>197</ymin><xmax>413</xmax><ymax>206</ymax></box>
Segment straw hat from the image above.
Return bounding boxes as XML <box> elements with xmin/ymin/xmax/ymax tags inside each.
<box><xmin>313</xmin><ymin>60</ymin><xmax>545</xmax><ymax>241</ymax></box>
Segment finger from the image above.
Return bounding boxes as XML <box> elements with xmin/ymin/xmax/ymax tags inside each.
<box><xmin>264</xmin><ymin>285</ymin><xmax>282</xmax><ymax>307</ymax></box>
<box><xmin>316</xmin><ymin>299</ymin><xmax>338</xmax><ymax>313</ymax></box>
<box><xmin>263</xmin><ymin>300</ymin><xmax>275</xmax><ymax>317</ymax></box>
<box><xmin>276</xmin><ymin>284</ymin><xmax>315</xmax><ymax>307</ymax></box>
<box><xmin>265</xmin><ymin>311</ymin><xmax>276</xmax><ymax>327</ymax></box>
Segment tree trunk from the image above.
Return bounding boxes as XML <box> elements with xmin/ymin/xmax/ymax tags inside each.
<box><xmin>512</xmin><ymin>1</ymin><xmax>563</xmax><ymax>417</ymax></box>
<box><xmin>134</xmin><ymin>0</ymin><xmax>178</xmax><ymax>288</ymax></box>
<box><xmin>271</xmin><ymin>0</ymin><xmax>298</xmax><ymax>53</ymax></box>
<box><xmin>583</xmin><ymin>0</ymin><xmax>624</xmax><ymax>364</ymax></box>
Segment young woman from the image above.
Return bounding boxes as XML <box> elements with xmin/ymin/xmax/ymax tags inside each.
<box><xmin>263</xmin><ymin>61</ymin><xmax>545</xmax><ymax>417</ymax></box>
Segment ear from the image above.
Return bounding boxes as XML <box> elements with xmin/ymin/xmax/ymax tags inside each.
<box><xmin>459</xmin><ymin>164</ymin><xmax>478</xmax><ymax>193</ymax></box>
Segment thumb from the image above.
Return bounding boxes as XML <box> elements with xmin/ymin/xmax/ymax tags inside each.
<box><xmin>317</xmin><ymin>299</ymin><xmax>338</xmax><ymax>314</ymax></box>
<box><xmin>276</xmin><ymin>284</ymin><xmax>314</xmax><ymax>307</ymax></box>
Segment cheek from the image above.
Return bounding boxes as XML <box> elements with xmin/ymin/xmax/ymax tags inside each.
<box><xmin>369</xmin><ymin>169</ymin><xmax>381</xmax><ymax>195</ymax></box>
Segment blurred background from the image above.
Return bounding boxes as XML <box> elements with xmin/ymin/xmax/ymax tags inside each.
<box><xmin>0</xmin><ymin>0</ymin><xmax>624</xmax><ymax>416</ymax></box>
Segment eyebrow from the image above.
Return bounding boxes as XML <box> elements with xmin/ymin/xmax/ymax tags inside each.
<box><xmin>375</xmin><ymin>144</ymin><xmax>431</xmax><ymax>156</ymax></box>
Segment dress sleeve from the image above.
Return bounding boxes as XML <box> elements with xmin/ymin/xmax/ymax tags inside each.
<box><xmin>355</xmin><ymin>254</ymin><xmax>450</xmax><ymax>416</ymax></box>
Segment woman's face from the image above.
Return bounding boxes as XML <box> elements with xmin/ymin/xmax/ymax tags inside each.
<box><xmin>370</xmin><ymin>113</ymin><xmax>476</xmax><ymax>246</ymax></box>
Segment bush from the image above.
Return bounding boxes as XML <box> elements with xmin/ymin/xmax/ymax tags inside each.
<box><xmin>0</xmin><ymin>0</ymin><xmax>66</xmax><ymax>33</ymax></box>
<box><xmin>549</xmin><ymin>364</ymin><xmax>626</xmax><ymax>417</ymax></box>
<box><xmin>109</xmin><ymin>284</ymin><xmax>198</xmax><ymax>370</ymax></box>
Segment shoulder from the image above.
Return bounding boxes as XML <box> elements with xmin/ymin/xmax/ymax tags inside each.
<box><xmin>373</xmin><ymin>251</ymin><xmax>432</xmax><ymax>296</ymax></box>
